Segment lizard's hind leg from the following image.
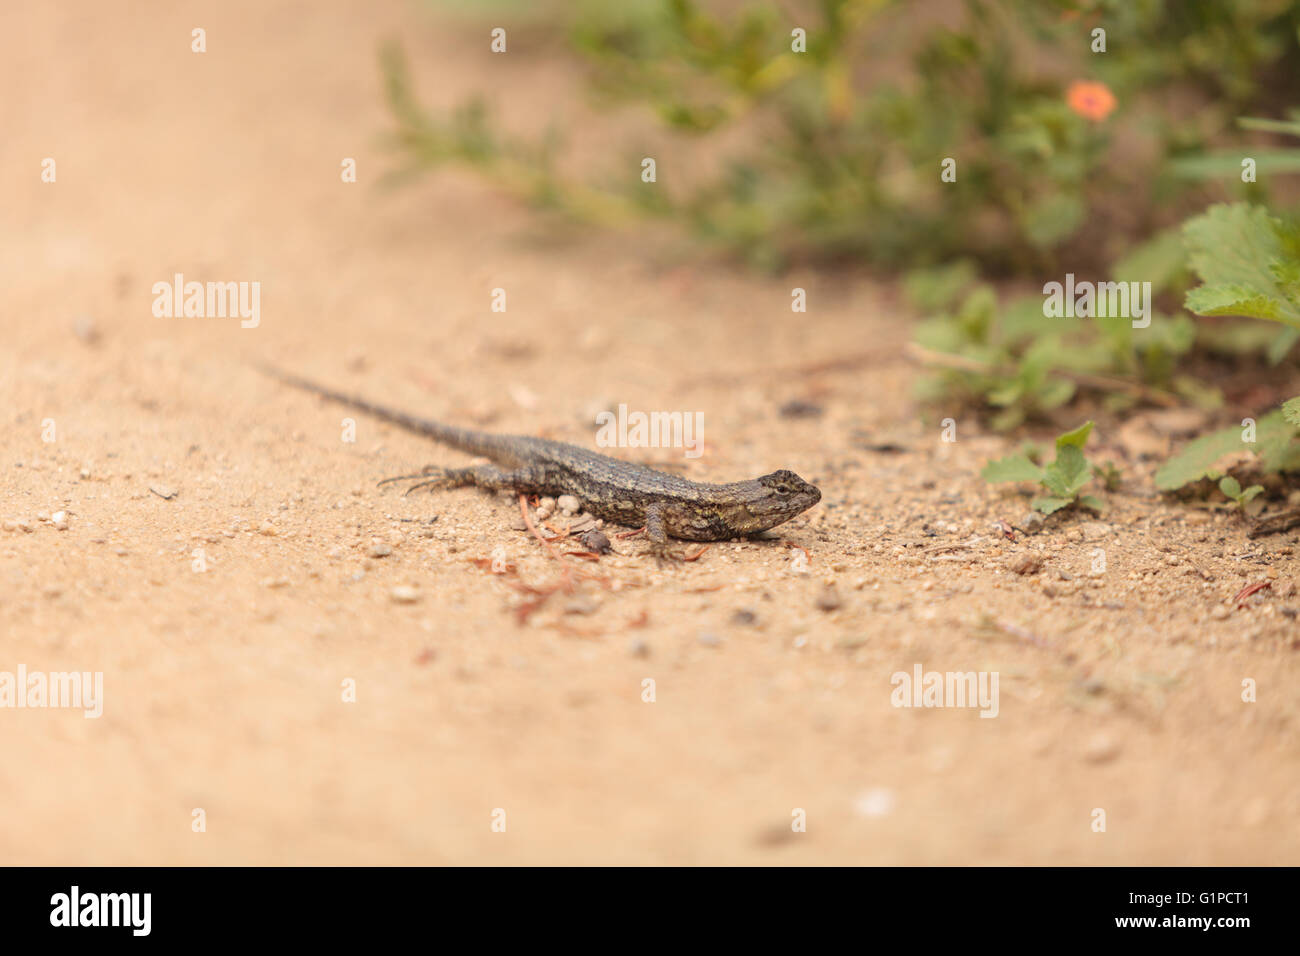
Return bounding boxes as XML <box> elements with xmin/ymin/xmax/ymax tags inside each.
<box><xmin>379</xmin><ymin>464</ymin><xmax>542</xmax><ymax>498</ymax></box>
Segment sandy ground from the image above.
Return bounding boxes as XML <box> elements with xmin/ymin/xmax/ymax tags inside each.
<box><xmin>1</xmin><ymin>0</ymin><xmax>1296</xmax><ymax>865</ymax></box>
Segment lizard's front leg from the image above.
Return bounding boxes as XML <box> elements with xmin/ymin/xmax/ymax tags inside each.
<box><xmin>644</xmin><ymin>501</ymin><xmax>681</xmax><ymax>565</ymax></box>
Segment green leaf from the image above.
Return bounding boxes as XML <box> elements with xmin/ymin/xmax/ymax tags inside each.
<box><xmin>1042</xmin><ymin>444</ymin><xmax>1090</xmax><ymax>498</ymax></box>
<box><xmin>1282</xmin><ymin>396</ymin><xmax>1300</xmax><ymax>428</ymax></box>
<box><xmin>1154</xmin><ymin>424</ymin><xmax>1245</xmax><ymax>490</ymax></box>
<box><xmin>1266</xmin><ymin>327</ymin><xmax>1299</xmax><ymax>365</ymax></box>
<box><xmin>1031</xmin><ymin>496</ymin><xmax>1074</xmax><ymax>515</ymax></box>
<box><xmin>1077</xmin><ymin>494</ymin><xmax>1107</xmax><ymax>514</ymax></box>
<box><xmin>1219</xmin><ymin>475</ymin><xmax>1243</xmax><ymax>499</ymax></box>
<box><xmin>1169</xmin><ymin>150</ymin><xmax>1300</xmax><ymax>179</ymax></box>
<box><xmin>1185</xmin><ymin>283</ymin><xmax>1297</xmax><ymax>325</ymax></box>
<box><xmin>981</xmin><ymin>455</ymin><xmax>1043</xmax><ymax>484</ymax></box>
<box><xmin>1022</xmin><ymin>193</ymin><xmax>1085</xmax><ymax>248</ymax></box>
<box><xmin>1237</xmin><ymin>117</ymin><xmax>1300</xmax><ymax>137</ymax></box>
<box><xmin>1156</xmin><ymin>410</ymin><xmax>1300</xmax><ymax>490</ymax></box>
<box><xmin>1240</xmin><ymin>485</ymin><xmax>1265</xmax><ymax>503</ymax></box>
<box><xmin>1182</xmin><ymin>203</ymin><xmax>1300</xmax><ymax>328</ymax></box>
<box><xmin>903</xmin><ymin>260</ymin><xmax>977</xmax><ymax>312</ymax></box>
<box><xmin>1055</xmin><ymin>420</ymin><xmax>1094</xmax><ymax>450</ymax></box>
<box><xmin>1110</xmin><ymin>229</ymin><xmax>1187</xmax><ymax>293</ymax></box>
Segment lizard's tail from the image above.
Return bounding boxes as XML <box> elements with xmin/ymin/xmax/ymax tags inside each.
<box><xmin>254</xmin><ymin>362</ymin><xmax>510</xmax><ymax>460</ymax></box>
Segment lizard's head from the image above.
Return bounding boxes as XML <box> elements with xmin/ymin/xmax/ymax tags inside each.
<box><xmin>741</xmin><ymin>469</ymin><xmax>821</xmax><ymax>532</ymax></box>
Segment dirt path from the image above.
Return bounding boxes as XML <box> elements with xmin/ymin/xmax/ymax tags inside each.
<box><xmin>1</xmin><ymin>0</ymin><xmax>1294</xmax><ymax>865</ymax></box>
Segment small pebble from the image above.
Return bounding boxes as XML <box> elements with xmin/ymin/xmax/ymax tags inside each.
<box><xmin>778</xmin><ymin>399</ymin><xmax>824</xmax><ymax>419</ymax></box>
<box><xmin>815</xmin><ymin>585</ymin><xmax>843</xmax><ymax>612</ymax></box>
<box><xmin>1007</xmin><ymin>552</ymin><xmax>1044</xmax><ymax>575</ymax></box>
<box><xmin>150</xmin><ymin>484</ymin><xmax>177</xmax><ymax>500</ymax></box>
<box><xmin>368</xmin><ymin>542</ymin><xmax>393</xmax><ymax>558</ymax></box>
<box><xmin>557</xmin><ymin>495</ymin><xmax>580</xmax><ymax>515</ymax></box>
<box><xmin>390</xmin><ymin>585</ymin><xmax>420</xmax><ymax>604</ymax></box>
<box><xmin>697</xmin><ymin>632</ymin><xmax>722</xmax><ymax>647</ymax></box>
<box><xmin>73</xmin><ymin>315</ymin><xmax>100</xmax><ymax>344</ymax></box>
<box><xmin>563</xmin><ymin>596</ymin><xmax>600</xmax><ymax>615</ymax></box>
<box><xmin>1083</xmin><ymin>733</ymin><xmax>1121</xmax><ymax>763</ymax></box>
<box><xmin>578</xmin><ymin>529</ymin><xmax>612</xmax><ymax>554</ymax></box>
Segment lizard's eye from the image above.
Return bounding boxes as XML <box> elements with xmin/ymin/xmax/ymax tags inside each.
<box><xmin>775</xmin><ymin>484</ymin><xmax>792</xmax><ymax>495</ymax></box>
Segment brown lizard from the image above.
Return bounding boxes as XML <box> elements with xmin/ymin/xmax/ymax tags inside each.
<box><xmin>260</xmin><ymin>366</ymin><xmax>821</xmax><ymax>559</ymax></box>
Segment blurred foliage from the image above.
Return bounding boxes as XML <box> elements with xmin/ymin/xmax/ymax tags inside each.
<box><xmin>386</xmin><ymin>0</ymin><xmax>1300</xmax><ymax>484</ymax></box>
<box><xmin>383</xmin><ymin>0</ymin><xmax>1300</xmax><ymax>272</ymax></box>
<box><xmin>911</xmin><ymin>150</ymin><xmax>1300</xmax><ymax>432</ymax></box>
<box><xmin>1154</xmin><ymin>409</ymin><xmax>1300</xmax><ymax>490</ymax></box>
<box><xmin>907</xmin><ymin>243</ymin><xmax>1196</xmax><ymax>430</ymax></box>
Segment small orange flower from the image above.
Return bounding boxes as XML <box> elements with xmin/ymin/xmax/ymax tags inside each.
<box><xmin>1067</xmin><ymin>81</ymin><xmax>1116</xmax><ymax>122</ymax></box>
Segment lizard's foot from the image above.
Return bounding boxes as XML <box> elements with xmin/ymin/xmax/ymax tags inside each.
<box><xmin>648</xmin><ymin>538</ymin><xmax>683</xmax><ymax>568</ymax></box>
<box><xmin>377</xmin><ymin>465</ymin><xmax>457</xmax><ymax>496</ymax></box>
<box><xmin>378</xmin><ymin>464</ymin><xmax>538</xmax><ymax>498</ymax></box>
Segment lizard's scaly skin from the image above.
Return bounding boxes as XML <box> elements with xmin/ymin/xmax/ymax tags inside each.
<box><xmin>261</xmin><ymin>366</ymin><xmax>821</xmax><ymax>545</ymax></box>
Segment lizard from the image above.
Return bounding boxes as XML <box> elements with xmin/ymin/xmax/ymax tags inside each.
<box><xmin>258</xmin><ymin>365</ymin><xmax>821</xmax><ymax>560</ymax></box>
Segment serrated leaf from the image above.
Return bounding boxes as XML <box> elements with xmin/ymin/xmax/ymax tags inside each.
<box><xmin>981</xmin><ymin>455</ymin><xmax>1043</xmax><ymax>484</ymax></box>
<box><xmin>1042</xmin><ymin>444</ymin><xmax>1090</xmax><ymax>497</ymax></box>
<box><xmin>1055</xmin><ymin>420</ymin><xmax>1094</xmax><ymax>450</ymax></box>
<box><xmin>1185</xmin><ymin>283</ymin><xmax>1295</xmax><ymax>324</ymax></box>
<box><xmin>1031</xmin><ymin>496</ymin><xmax>1074</xmax><ymax>515</ymax></box>
<box><xmin>1156</xmin><ymin>410</ymin><xmax>1300</xmax><ymax>490</ymax></box>
<box><xmin>1077</xmin><ymin>495</ymin><xmax>1107</xmax><ymax>513</ymax></box>
<box><xmin>1283</xmin><ymin>396</ymin><xmax>1300</xmax><ymax>427</ymax></box>
<box><xmin>1156</xmin><ymin>424</ymin><xmax>1251</xmax><ymax>490</ymax></box>
<box><xmin>1182</xmin><ymin>203</ymin><xmax>1300</xmax><ymax>328</ymax></box>
<box><xmin>1184</xmin><ymin>204</ymin><xmax>1285</xmax><ymax>288</ymax></box>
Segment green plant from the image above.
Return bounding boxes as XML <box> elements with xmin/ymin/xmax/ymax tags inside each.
<box><xmin>1155</xmin><ymin>408</ymin><xmax>1300</xmax><ymax>489</ymax></box>
<box><xmin>909</xmin><ymin>266</ymin><xmax>1186</xmax><ymax>430</ymax></box>
<box><xmin>1094</xmin><ymin>459</ymin><xmax>1123</xmax><ymax>492</ymax></box>
<box><xmin>1182</xmin><ymin>201</ymin><xmax>1300</xmax><ymax>362</ymax></box>
<box><xmin>981</xmin><ymin>420</ymin><xmax>1109</xmax><ymax>514</ymax></box>
<box><xmin>1219</xmin><ymin>475</ymin><xmax>1265</xmax><ymax>510</ymax></box>
<box><xmin>380</xmin><ymin>0</ymin><xmax>1300</xmax><ymax>273</ymax></box>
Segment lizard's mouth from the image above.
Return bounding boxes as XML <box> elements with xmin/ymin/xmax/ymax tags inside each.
<box><xmin>751</xmin><ymin>484</ymin><xmax>821</xmax><ymax>526</ymax></box>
